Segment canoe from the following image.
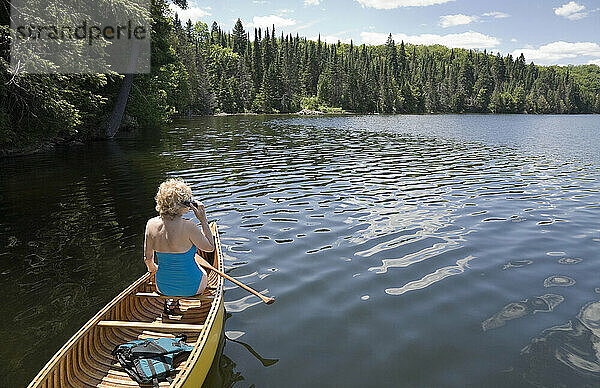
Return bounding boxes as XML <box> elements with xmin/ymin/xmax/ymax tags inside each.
<box><xmin>28</xmin><ymin>222</ymin><xmax>225</xmax><ymax>387</ymax></box>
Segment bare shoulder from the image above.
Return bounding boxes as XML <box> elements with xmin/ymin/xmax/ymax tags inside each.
<box><xmin>145</xmin><ymin>217</ymin><xmax>162</xmax><ymax>233</ymax></box>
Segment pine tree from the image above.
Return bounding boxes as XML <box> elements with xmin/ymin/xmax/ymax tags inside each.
<box><xmin>385</xmin><ymin>34</ymin><xmax>398</xmax><ymax>80</ymax></box>
<box><xmin>210</xmin><ymin>22</ymin><xmax>219</xmax><ymax>44</ymax></box>
<box><xmin>232</xmin><ymin>19</ymin><xmax>247</xmax><ymax>55</ymax></box>
<box><xmin>398</xmin><ymin>40</ymin><xmax>407</xmax><ymax>81</ymax></box>
<box><xmin>252</xmin><ymin>28</ymin><xmax>263</xmax><ymax>90</ymax></box>
<box><xmin>458</xmin><ymin>55</ymin><xmax>474</xmax><ymax>111</ymax></box>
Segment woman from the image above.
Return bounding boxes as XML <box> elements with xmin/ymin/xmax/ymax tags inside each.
<box><xmin>143</xmin><ymin>178</ymin><xmax>215</xmax><ymax>300</ymax></box>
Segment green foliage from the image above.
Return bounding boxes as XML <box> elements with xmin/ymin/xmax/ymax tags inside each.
<box><xmin>301</xmin><ymin>96</ymin><xmax>319</xmax><ymax>110</ymax></box>
<box><xmin>0</xmin><ymin>63</ymin><xmax>111</xmax><ymax>148</ymax></box>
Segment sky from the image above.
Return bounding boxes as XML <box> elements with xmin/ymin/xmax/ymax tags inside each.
<box><xmin>170</xmin><ymin>0</ymin><xmax>600</xmax><ymax>66</ymax></box>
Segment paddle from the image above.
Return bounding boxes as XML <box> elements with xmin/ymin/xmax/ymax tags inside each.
<box><xmin>199</xmin><ymin>261</ymin><xmax>275</xmax><ymax>305</ymax></box>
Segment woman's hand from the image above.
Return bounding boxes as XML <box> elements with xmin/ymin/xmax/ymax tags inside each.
<box><xmin>146</xmin><ymin>261</ymin><xmax>158</xmax><ymax>274</ymax></box>
<box><xmin>191</xmin><ymin>201</ymin><xmax>208</xmax><ymax>222</ymax></box>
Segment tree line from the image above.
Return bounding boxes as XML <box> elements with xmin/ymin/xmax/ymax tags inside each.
<box><xmin>176</xmin><ymin>18</ymin><xmax>600</xmax><ymax>115</ymax></box>
<box><xmin>1</xmin><ymin>0</ymin><xmax>600</xmax><ymax>150</ymax></box>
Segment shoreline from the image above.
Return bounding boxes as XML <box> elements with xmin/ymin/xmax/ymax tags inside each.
<box><xmin>2</xmin><ymin>111</ymin><xmax>599</xmax><ymax>158</ymax></box>
<box><xmin>173</xmin><ymin>108</ymin><xmax>348</xmax><ymax>118</ymax></box>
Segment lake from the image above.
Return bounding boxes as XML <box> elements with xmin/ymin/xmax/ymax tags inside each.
<box><xmin>1</xmin><ymin>114</ymin><xmax>599</xmax><ymax>387</ymax></box>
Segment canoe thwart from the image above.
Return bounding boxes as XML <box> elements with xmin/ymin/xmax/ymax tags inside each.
<box><xmin>135</xmin><ymin>292</ymin><xmax>214</xmax><ymax>301</ymax></box>
<box><xmin>147</xmin><ymin>282</ymin><xmax>217</xmax><ymax>290</ymax></box>
<box><xmin>97</xmin><ymin>320</ymin><xmax>204</xmax><ymax>331</ymax></box>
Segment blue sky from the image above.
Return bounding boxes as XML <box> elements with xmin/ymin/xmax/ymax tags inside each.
<box><xmin>170</xmin><ymin>0</ymin><xmax>600</xmax><ymax>66</ymax></box>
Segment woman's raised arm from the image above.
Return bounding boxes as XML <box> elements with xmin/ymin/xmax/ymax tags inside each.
<box><xmin>188</xmin><ymin>202</ymin><xmax>214</xmax><ymax>252</ymax></box>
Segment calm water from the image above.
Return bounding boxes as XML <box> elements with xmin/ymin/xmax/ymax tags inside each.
<box><xmin>1</xmin><ymin>114</ymin><xmax>600</xmax><ymax>387</ymax></box>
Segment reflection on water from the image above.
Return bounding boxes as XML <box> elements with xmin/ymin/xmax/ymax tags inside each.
<box><xmin>503</xmin><ymin>259</ymin><xmax>534</xmax><ymax>270</ymax></box>
<box><xmin>384</xmin><ymin>255</ymin><xmax>475</xmax><ymax>296</ymax></box>
<box><xmin>558</xmin><ymin>257</ymin><xmax>583</xmax><ymax>265</ymax></box>
<box><xmin>224</xmin><ymin>334</ymin><xmax>279</xmax><ymax>368</ymax></box>
<box><xmin>544</xmin><ymin>275</ymin><xmax>576</xmax><ymax>288</ymax></box>
<box><xmin>518</xmin><ymin>301</ymin><xmax>600</xmax><ymax>386</ymax></box>
<box><xmin>482</xmin><ymin>294</ymin><xmax>564</xmax><ymax>331</ymax></box>
<box><xmin>202</xmin><ymin>329</ymin><xmax>244</xmax><ymax>388</ymax></box>
<box><xmin>1</xmin><ymin>115</ymin><xmax>600</xmax><ymax>386</ymax></box>
<box><xmin>203</xmin><ymin>313</ymin><xmax>278</xmax><ymax>387</ymax></box>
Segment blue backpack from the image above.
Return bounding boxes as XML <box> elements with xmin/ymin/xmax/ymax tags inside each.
<box><xmin>112</xmin><ymin>334</ymin><xmax>194</xmax><ymax>386</ymax></box>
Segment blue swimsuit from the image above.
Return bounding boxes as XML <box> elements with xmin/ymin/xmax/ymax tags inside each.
<box><xmin>155</xmin><ymin>245</ymin><xmax>203</xmax><ymax>297</ymax></box>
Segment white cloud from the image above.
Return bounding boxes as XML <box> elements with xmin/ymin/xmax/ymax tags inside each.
<box><xmin>512</xmin><ymin>41</ymin><xmax>600</xmax><ymax>65</ymax></box>
<box><xmin>511</xmin><ymin>38</ymin><xmax>518</xmax><ymax>42</ymax></box>
<box><xmin>304</xmin><ymin>0</ymin><xmax>321</xmax><ymax>5</ymax></box>
<box><xmin>554</xmin><ymin>1</ymin><xmax>587</xmax><ymax>20</ymax></box>
<box><xmin>253</xmin><ymin>0</ymin><xmax>268</xmax><ymax>3</ymax></box>
<box><xmin>440</xmin><ymin>11</ymin><xmax>510</xmax><ymax>28</ymax></box>
<box><xmin>169</xmin><ymin>4</ymin><xmax>211</xmax><ymax>22</ymax></box>
<box><xmin>279</xmin><ymin>9</ymin><xmax>294</xmax><ymax>13</ymax></box>
<box><xmin>247</xmin><ymin>15</ymin><xmax>297</xmax><ymax>29</ymax></box>
<box><xmin>439</xmin><ymin>14</ymin><xmax>478</xmax><ymax>28</ymax></box>
<box><xmin>355</xmin><ymin>0</ymin><xmax>454</xmax><ymax>10</ymax></box>
<box><xmin>589</xmin><ymin>59</ymin><xmax>600</xmax><ymax>66</ymax></box>
<box><xmin>482</xmin><ymin>11</ymin><xmax>510</xmax><ymax>18</ymax></box>
<box><xmin>360</xmin><ymin>30</ymin><xmax>500</xmax><ymax>49</ymax></box>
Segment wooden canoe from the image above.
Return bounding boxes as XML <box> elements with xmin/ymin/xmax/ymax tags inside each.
<box><xmin>28</xmin><ymin>222</ymin><xmax>225</xmax><ymax>387</ymax></box>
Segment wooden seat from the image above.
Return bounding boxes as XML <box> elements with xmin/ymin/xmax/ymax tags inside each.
<box><xmin>135</xmin><ymin>292</ymin><xmax>214</xmax><ymax>301</ymax></box>
<box><xmin>147</xmin><ymin>282</ymin><xmax>217</xmax><ymax>291</ymax></box>
<box><xmin>97</xmin><ymin>321</ymin><xmax>204</xmax><ymax>331</ymax></box>
<box><xmin>138</xmin><ymin>331</ymin><xmax>175</xmax><ymax>339</ymax></box>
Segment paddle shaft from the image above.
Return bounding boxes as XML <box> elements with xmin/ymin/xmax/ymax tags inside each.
<box><xmin>200</xmin><ymin>262</ymin><xmax>274</xmax><ymax>304</ymax></box>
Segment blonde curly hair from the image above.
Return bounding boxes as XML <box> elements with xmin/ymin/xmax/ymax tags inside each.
<box><xmin>155</xmin><ymin>178</ymin><xmax>193</xmax><ymax>219</ymax></box>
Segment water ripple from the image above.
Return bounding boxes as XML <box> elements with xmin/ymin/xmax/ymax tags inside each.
<box><xmin>224</xmin><ymin>290</ymin><xmax>270</xmax><ymax>313</ymax></box>
<box><xmin>544</xmin><ymin>275</ymin><xmax>576</xmax><ymax>288</ymax></box>
<box><xmin>558</xmin><ymin>257</ymin><xmax>583</xmax><ymax>265</ymax></box>
<box><xmin>502</xmin><ymin>259</ymin><xmax>533</xmax><ymax>270</ymax></box>
<box><xmin>2</xmin><ymin>115</ymin><xmax>600</xmax><ymax>387</ymax></box>
<box><xmin>385</xmin><ymin>255</ymin><xmax>475</xmax><ymax>296</ymax></box>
